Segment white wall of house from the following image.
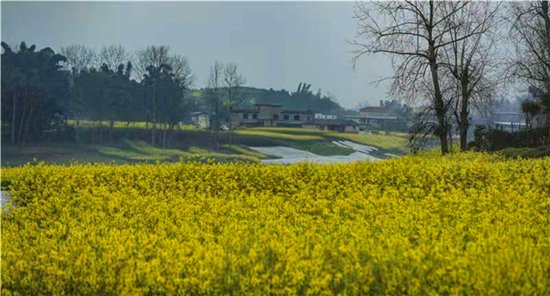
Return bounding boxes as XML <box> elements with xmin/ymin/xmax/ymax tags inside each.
<box><xmin>315</xmin><ymin>113</ymin><xmax>337</xmax><ymax>120</ymax></box>
<box><xmin>192</xmin><ymin>114</ymin><xmax>210</xmax><ymax>128</ymax></box>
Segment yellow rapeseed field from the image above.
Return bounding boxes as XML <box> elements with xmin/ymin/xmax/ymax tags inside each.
<box><xmin>1</xmin><ymin>153</ymin><xmax>549</xmax><ymax>295</ymax></box>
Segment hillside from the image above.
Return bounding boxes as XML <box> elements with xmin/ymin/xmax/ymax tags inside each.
<box><xmin>190</xmin><ymin>86</ymin><xmax>346</xmax><ymax>114</ymax></box>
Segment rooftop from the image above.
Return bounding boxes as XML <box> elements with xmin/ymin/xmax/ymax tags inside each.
<box><xmin>303</xmin><ymin>119</ymin><xmax>358</xmax><ymax>126</ymax></box>
<box><xmin>255</xmin><ymin>103</ymin><xmax>282</xmax><ymax>107</ymax></box>
<box><xmin>281</xmin><ymin>109</ymin><xmax>314</xmax><ymax>114</ymax></box>
<box><xmin>232</xmin><ymin>108</ymin><xmax>259</xmax><ymax>113</ymax></box>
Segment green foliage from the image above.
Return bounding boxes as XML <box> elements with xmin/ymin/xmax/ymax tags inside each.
<box><xmin>1</xmin><ymin>42</ymin><xmax>70</xmax><ymax>144</ymax></box>
<box><xmin>76</xmin><ymin>62</ymin><xmax>140</xmax><ymax>124</ymax></box>
<box><xmin>194</xmin><ymin>85</ymin><xmax>345</xmax><ymax>115</ymax></box>
<box><xmin>470</xmin><ymin>125</ymin><xmax>550</xmax><ymax>151</ymax></box>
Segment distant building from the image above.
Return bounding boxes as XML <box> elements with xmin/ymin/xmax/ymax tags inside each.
<box><xmin>280</xmin><ymin>109</ymin><xmax>315</xmax><ymax>127</ymax></box>
<box><xmin>231</xmin><ymin>104</ymin><xmax>313</xmax><ymax>127</ymax></box>
<box><xmin>314</xmin><ymin>113</ymin><xmax>337</xmax><ymax>120</ymax></box>
<box><xmin>344</xmin><ymin>114</ymin><xmax>361</xmax><ymax>124</ymax></box>
<box><xmin>190</xmin><ymin>111</ymin><xmax>210</xmax><ymax>128</ymax></box>
<box><xmin>359</xmin><ymin>105</ymin><xmax>406</xmax><ymax>130</ymax></box>
<box><xmin>492</xmin><ymin>112</ymin><xmax>527</xmax><ymax>132</ymax></box>
<box><xmin>302</xmin><ymin>119</ymin><xmax>358</xmax><ymax>133</ymax></box>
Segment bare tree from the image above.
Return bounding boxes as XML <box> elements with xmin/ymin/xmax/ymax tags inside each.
<box><xmin>136</xmin><ymin>45</ymin><xmax>171</xmax><ymax>79</ymax></box>
<box><xmin>353</xmin><ymin>1</ymin><xmax>486</xmax><ymax>154</ymax></box>
<box><xmin>509</xmin><ymin>1</ymin><xmax>550</xmax><ymax>131</ymax></box>
<box><xmin>223</xmin><ymin>63</ymin><xmax>246</xmax><ymax>141</ymax></box>
<box><xmin>440</xmin><ymin>2</ymin><xmax>501</xmax><ymax>151</ymax></box>
<box><xmin>60</xmin><ymin>44</ymin><xmax>97</xmax><ymax>143</ymax></box>
<box><xmin>99</xmin><ymin>45</ymin><xmax>130</xmax><ymax>71</ymax></box>
<box><xmin>206</xmin><ymin>61</ymin><xmax>224</xmax><ymax>149</ymax></box>
<box><xmin>171</xmin><ymin>54</ymin><xmax>195</xmax><ymax>89</ymax></box>
<box><xmin>60</xmin><ymin>44</ymin><xmax>96</xmax><ymax>73</ymax></box>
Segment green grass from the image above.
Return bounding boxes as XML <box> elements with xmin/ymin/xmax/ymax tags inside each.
<box><xmin>98</xmin><ymin>140</ymin><xmax>189</xmax><ymax>162</ymax></box>
<box><xmin>67</xmin><ymin>120</ymin><xmax>198</xmax><ymax>130</ymax></box>
<box><xmin>249</xmin><ymin>127</ymin><xmax>328</xmax><ymax>136</ymax></box>
<box><xmin>1</xmin><ymin>144</ymin><xmax>122</xmax><ymax>166</ymax></box>
<box><xmin>235</xmin><ymin>129</ymin><xmax>324</xmax><ymax>141</ymax></box>
<box><xmin>2</xmin><ymin>141</ymin><xmax>265</xmax><ymax>166</ymax></box>
<box><xmin>2</xmin><ymin>127</ymin><xmax>410</xmax><ymax>166</ymax></box>
<box><xmin>234</xmin><ymin>127</ymin><xmax>408</xmax><ymax>154</ymax></box>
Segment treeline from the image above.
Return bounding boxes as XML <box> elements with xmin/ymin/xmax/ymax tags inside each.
<box><xmin>1</xmin><ymin>43</ymin><xmax>199</xmax><ymax>147</ymax></box>
<box><xmin>192</xmin><ymin>84</ymin><xmax>345</xmax><ymax>119</ymax></box>
<box><xmin>1</xmin><ymin>42</ymin><xmax>348</xmax><ymax>148</ymax></box>
<box><xmin>235</xmin><ymin>84</ymin><xmax>344</xmax><ymax>114</ymax></box>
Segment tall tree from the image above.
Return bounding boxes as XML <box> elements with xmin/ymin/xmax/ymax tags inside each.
<box><xmin>98</xmin><ymin>45</ymin><xmax>130</xmax><ymax>72</ymax></box>
<box><xmin>206</xmin><ymin>61</ymin><xmax>224</xmax><ymax>149</ymax></box>
<box><xmin>61</xmin><ymin>44</ymin><xmax>96</xmax><ymax>74</ymax></box>
<box><xmin>60</xmin><ymin>44</ymin><xmax>96</xmax><ymax>143</ymax></box>
<box><xmin>138</xmin><ymin>46</ymin><xmax>193</xmax><ymax>145</ymax></box>
<box><xmin>170</xmin><ymin>54</ymin><xmax>195</xmax><ymax>87</ymax></box>
<box><xmin>1</xmin><ymin>42</ymin><xmax>69</xmax><ymax>145</ymax></box>
<box><xmin>441</xmin><ymin>2</ymin><xmax>500</xmax><ymax>151</ymax></box>
<box><xmin>136</xmin><ymin>45</ymin><xmax>171</xmax><ymax>80</ymax></box>
<box><xmin>223</xmin><ymin>63</ymin><xmax>246</xmax><ymax>137</ymax></box>
<box><xmin>353</xmin><ymin>1</ymin><xmax>483</xmax><ymax>154</ymax></box>
<box><xmin>509</xmin><ymin>1</ymin><xmax>550</xmax><ymax>132</ymax></box>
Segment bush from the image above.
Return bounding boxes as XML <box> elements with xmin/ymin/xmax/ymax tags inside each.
<box><xmin>470</xmin><ymin>125</ymin><xmax>550</xmax><ymax>151</ymax></box>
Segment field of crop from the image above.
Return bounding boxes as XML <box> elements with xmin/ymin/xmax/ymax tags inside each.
<box><xmin>2</xmin><ymin>127</ymin><xmax>407</xmax><ymax>166</ymax></box>
<box><xmin>2</xmin><ymin>153</ymin><xmax>549</xmax><ymax>294</ymax></box>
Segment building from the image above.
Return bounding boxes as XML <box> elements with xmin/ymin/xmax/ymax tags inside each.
<box><xmin>280</xmin><ymin>109</ymin><xmax>314</xmax><ymax>127</ymax></box>
<box><xmin>190</xmin><ymin>111</ymin><xmax>210</xmax><ymax>128</ymax></box>
<box><xmin>302</xmin><ymin>119</ymin><xmax>359</xmax><ymax>133</ymax></box>
<box><xmin>314</xmin><ymin>113</ymin><xmax>338</xmax><ymax>120</ymax></box>
<box><xmin>231</xmin><ymin>104</ymin><xmax>313</xmax><ymax>127</ymax></box>
<box><xmin>359</xmin><ymin>105</ymin><xmax>407</xmax><ymax>130</ymax></box>
<box><xmin>492</xmin><ymin>112</ymin><xmax>527</xmax><ymax>132</ymax></box>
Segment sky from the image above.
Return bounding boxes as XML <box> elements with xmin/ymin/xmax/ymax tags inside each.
<box><xmin>1</xmin><ymin>1</ymin><xmax>394</xmax><ymax>109</ymax></box>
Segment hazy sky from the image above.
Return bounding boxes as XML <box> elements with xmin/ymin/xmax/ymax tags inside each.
<box><xmin>1</xmin><ymin>1</ymin><xmax>393</xmax><ymax>108</ymax></box>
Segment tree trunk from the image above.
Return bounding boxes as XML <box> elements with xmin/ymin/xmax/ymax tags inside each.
<box><xmin>151</xmin><ymin>85</ymin><xmax>158</xmax><ymax>146</ymax></box>
<box><xmin>11</xmin><ymin>93</ymin><xmax>17</xmax><ymax>144</ymax></box>
<box><xmin>21</xmin><ymin>103</ymin><xmax>36</xmax><ymax>146</ymax></box>
<box><xmin>162</xmin><ymin>125</ymin><xmax>167</xmax><ymax>148</ymax></box>
<box><xmin>428</xmin><ymin>0</ymin><xmax>449</xmax><ymax>155</ymax></box>
<box><xmin>75</xmin><ymin>118</ymin><xmax>80</xmax><ymax>145</ymax></box>
<box><xmin>448</xmin><ymin>128</ymin><xmax>454</xmax><ymax>153</ymax></box>
<box><xmin>459</xmin><ymin>82</ymin><xmax>470</xmax><ymax>152</ymax></box>
<box><xmin>539</xmin><ymin>1</ymin><xmax>550</xmax><ymax>138</ymax></box>
<box><xmin>92</xmin><ymin>122</ymin><xmax>96</xmax><ymax>144</ymax></box>
<box><xmin>228</xmin><ymin>106</ymin><xmax>233</xmax><ymax>145</ymax></box>
<box><xmin>109</xmin><ymin>119</ymin><xmax>114</xmax><ymax>144</ymax></box>
<box><xmin>98</xmin><ymin>121</ymin><xmax>103</xmax><ymax>145</ymax></box>
<box><xmin>430</xmin><ymin>69</ymin><xmax>449</xmax><ymax>154</ymax></box>
<box><xmin>17</xmin><ymin>98</ymin><xmax>29</xmax><ymax>147</ymax></box>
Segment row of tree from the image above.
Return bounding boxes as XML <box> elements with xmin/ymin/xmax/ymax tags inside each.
<box><xmin>353</xmin><ymin>1</ymin><xmax>550</xmax><ymax>154</ymax></box>
<box><xmin>1</xmin><ymin>43</ymin><xmax>248</xmax><ymax>147</ymax></box>
<box><xmin>2</xmin><ymin>42</ymin><xmax>348</xmax><ymax>148</ymax></box>
<box><xmin>1</xmin><ymin>43</ymin><xmax>69</xmax><ymax>145</ymax></box>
